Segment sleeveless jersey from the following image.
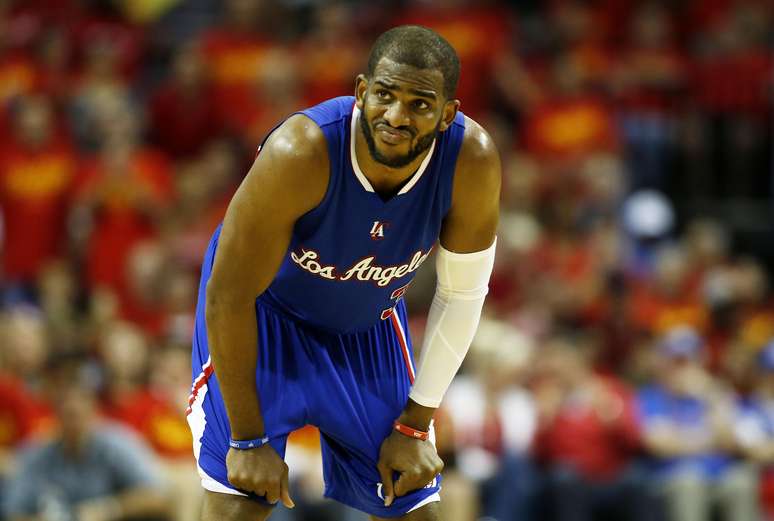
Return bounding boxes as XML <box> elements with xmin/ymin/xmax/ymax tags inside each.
<box><xmin>258</xmin><ymin>96</ymin><xmax>466</xmax><ymax>333</ymax></box>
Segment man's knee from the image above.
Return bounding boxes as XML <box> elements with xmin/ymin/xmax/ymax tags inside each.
<box><xmin>201</xmin><ymin>490</ymin><xmax>274</xmax><ymax>521</ymax></box>
<box><xmin>371</xmin><ymin>501</ymin><xmax>441</xmax><ymax>521</ymax></box>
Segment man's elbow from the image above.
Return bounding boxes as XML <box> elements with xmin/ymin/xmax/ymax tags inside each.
<box><xmin>205</xmin><ymin>277</ymin><xmax>256</xmax><ymax>322</ymax></box>
<box><xmin>205</xmin><ymin>278</ymin><xmax>236</xmax><ymax>322</ymax></box>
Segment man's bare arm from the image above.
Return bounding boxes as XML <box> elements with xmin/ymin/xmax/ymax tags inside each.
<box><xmin>401</xmin><ymin>116</ymin><xmax>501</xmax><ymax>429</ymax></box>
<box><xmin>206</xmin><ymin>114</ymin><xmax>328</xmax><ymax>439</ymax></box>
<box><xmin>440</xmin><ymin>117</ymin><xmax>501</xmax><ymax>252</ymax></box>
<box><xmin>378</xmin><ymin>118</ymin><xmax>501</xmax><ymax>505</ymax></box>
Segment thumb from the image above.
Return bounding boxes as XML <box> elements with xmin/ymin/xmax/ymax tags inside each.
<box><xmin>280</xmin><ymin>469</ymin><xmax>295</xmax><ymax>509</ymax></box>
<box><xmin>378</xmin><ymin>462</ymin><xmax>395</xmax><ymax>507</ymax></box>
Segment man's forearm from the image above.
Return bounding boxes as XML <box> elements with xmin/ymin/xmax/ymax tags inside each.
<box><xmin>206</xmin><ymin>292</ymin><xmax>265</xmax><ymax>439</ymax></box>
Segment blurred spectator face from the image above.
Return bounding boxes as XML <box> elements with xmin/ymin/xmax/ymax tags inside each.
<box><xmin>257</xmin><ymin>50</ymin><xmax>301</xmax><ymax>104</ymax></box>
<box><xmin>685</xmin><ymin>219</ymin><xmax>729</xmax><ymax>268</ymax></box>
<box><xmin>224</xmin><ymin>0</ymin><xmax>262</xmax><ymax>31</ymax></box>
<box><xmin>126</xmin><ymin>240</ymin><xmax>168</xmax><ymax>304</ymax></box>
<box><xmin>580</xmin><ymin>154</ymin><xmax>624</xmax><ymax>207</ymax></box>
<box><xmin>98</xmin><ymin>99</ymin><xmax>141</xmax><ymax>149</ymax></box>
<box><xmin>551</xmin><ymin>54</ymin><xmax>586</xmax><ymax>96</ymax></box>
<box><xmin>654</xmin><ymin>246</ymin><xmax>688</xmax><ymax>295</ymax></box>
<box><xmin>172</xmin><ymin>43</ymin><xmax>206</xmax><ymax>91</ymax></box>
<box><xmin>150</xmin><ymin>346</ymin><xmax>190</xmax><ymax>400</ymax></box>
<box><xmin>163</xmin><ymin>270</ymin><xmax>196</xmax><ymax>313</ymax></box>
<box><xmin>501</xmin><ymin>153</ymin><xmax>539</xmax><ymax>211</ymax></box>
<box><xmin>37</xmin><ymin>28</ymin><xmax>70</xmax><ymax>71</ymax></box>
<box><xmin>631</xmin><ymin>3</ymin><xmax>672</xmax><ymax>48</ymax></box>
<box><xmin>1</xmin><ymin>306</ymin><xmax>48</xmax><ymax>376</ymax></box>
<box><xmin>727</xmin><ymin>2</ymin><xmax>770</xmax><ymax>49</ymax></box>
<box><xmin>99</xmin><ymin>322</ymin><xmax>149</xmax><ymax>382</ymax></box>
<box><xmin>658</xmin><ymin>327</ymin><xmax>708</xmax><ymax>396</ymax></box>
<box><xmin>201</xmin><ymin>139</ymin><xmax>238</xmax><ymax>193</ymax></box>
<box><xmin>89</xmin><ymin>287</ymin><xmax>120</xmax><ymax>326</ymax></box>
<box><xmin>14</xmin><ymin>95</ymin><xmax>54</xmax><ymax>148</ymax></box>
<box><xmin>84</xmin><ymin>38</ymin><xmax>119</xmax><ymax>79</ymax></box>
<box><xmin>469</xmin><ymin>319</ymin><xmax>533</xmax><ymax>392</ymax></box>
<box><xmin>733</xmin><ymin>259</ymin><xmax>768</xmax><ymax>304</ymax></box>
<box><xmin>46</xmin><ymin>360</ymin><xmax>99</xmax><ymax>447</ymax></box>
<box><xmin>175</xmin><ymin>162</ymin><xmax>210</xmax><ymax>211</ymax></box>
<box><xmin>162</xmin><ymin>269</ymin><xmax>197</xmax><ymax>343</ymax></box>
<box><xmin>38</xmin><ymin>261</ymin><xmax>76</xmax><ymax>307</ymax></box>
<box><xmin>313</xmin><ymin>3</ymin><xmax>354</xmax><ymax>37</ymax></box>
<box><xmin>542</xmin><ymin>336</ymin><xmax>592</xmax><ymax>387</ymax></box>
<box><xmin>552</xmin><ymin>2</ymin><xmax>593</xmax><ymax>46</ymax></box>
<box><xmin>58</xmin><ymin>385</ymin><xmax>97</xmax><ymax>444</ymax></box>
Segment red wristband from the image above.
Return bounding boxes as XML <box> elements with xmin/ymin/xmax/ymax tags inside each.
<box><xmin>393</xmin><ymin>421</ymin><xmax>429</xmax><ymax>441</ymax></box>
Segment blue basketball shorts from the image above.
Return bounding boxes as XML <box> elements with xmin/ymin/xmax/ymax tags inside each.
<box><xmin>185</xmin><ymin>228</ymin><xmax>441</xmax><ymax>518</ymax></box>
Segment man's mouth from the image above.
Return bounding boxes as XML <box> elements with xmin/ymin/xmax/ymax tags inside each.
<box><xmin>375</xmin><ymin>124</ymin><xmax>412</xmax><ymax>144</ymax></box>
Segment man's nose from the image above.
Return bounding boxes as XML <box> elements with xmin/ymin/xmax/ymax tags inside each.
<box><xmin>383</xmin><ymin>101</ymin><xmax>410</xmax><ymax>128</ymax></box>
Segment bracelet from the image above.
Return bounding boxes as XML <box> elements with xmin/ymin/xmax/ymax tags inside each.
<box><xmin>229</xmin><ymin>435</ymin><xmax>270</xmax><ymax>450</ymax></box>
<box><xmin>393</xmin><ymin>421</ymin><xmax>429</xmax><ymax>441</ymax></box>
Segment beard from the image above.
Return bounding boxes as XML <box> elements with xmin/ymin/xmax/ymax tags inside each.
<box><xmin>359</xmin><ymin>104</ymin><xmax>439</xmax><ymax>169</ymax></box>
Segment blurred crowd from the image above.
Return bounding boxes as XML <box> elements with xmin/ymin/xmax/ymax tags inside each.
<box><xmin>0</xmin><ymin>0</ymin><xmax>772</xmax><ymax>520</ymax></box>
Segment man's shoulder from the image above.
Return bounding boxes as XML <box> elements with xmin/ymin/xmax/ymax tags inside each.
<box><xmin>457</xmin><ymin>116</ymin><xmax>498</xmax><ymax>167</ymax></box>
<box><xmin>451</xmin><ymin>116</ymin><xmax>501</xmax><ymax>198</ymax></box>
<box><xmin>266</xmin><ymin>114</ymin><xmax>329</xmax><ymax>166</ymax></box>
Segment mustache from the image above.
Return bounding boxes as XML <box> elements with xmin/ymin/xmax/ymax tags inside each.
<box><xmin>374</xmin><ymin>121</ymin><xmax>416</xmax><ymax>138</ymax></box>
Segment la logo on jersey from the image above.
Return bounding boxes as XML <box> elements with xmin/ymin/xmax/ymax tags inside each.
<box><xmin>369</xmin><ymin>221</ymin><xmax>389</xmax><ymax>241</ymax></box>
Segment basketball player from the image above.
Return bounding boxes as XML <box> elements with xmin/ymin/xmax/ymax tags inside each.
<box><xmin>187</xmin><ymin>25</ymin><xmax>500</xmax><ymax>521</ymax></box>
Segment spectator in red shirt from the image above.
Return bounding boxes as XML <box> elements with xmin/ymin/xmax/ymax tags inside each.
<box><xmin>0</xmin><ymin>94</ymin><xmax>78</xmax><ymax>285</ymax></box>
<box><xmin>200</xmin><ymin>0</ymin><xmax>283</xmax><ymax>130</ymax></box>
<box><xmin>532</xmin><ymin>331</ymin><xmax>653</xmax><ymax>521</ymax></box>
<box><xmin>611</xmin><ymin>2</ymin><xmax>686</xmax><ymax>192</ymax></box>
<box><xmin>0</xmin><ymin>306</ymin><xmax>55</xmax><ymax>459</ymax></box>
<box><xmin>72</xmin><ymin>101</ymin><xmax>173</xmax><ymax>311</ymax></box>
<box><xmin>629</xmin><ymin>245</ymin><xmax>708</xmax><ymax>337</ymax></box>
<box><xmin>298</xmin><ymin>3</ymin><xmax>365</xmax><ymax>107</ymax></box>
<box><xmin>67</xmin><ymin>36</ymin><xmax>133</xmax><ymax>152</ymax></box>
<box><xmin>687</xmin><ymin>1</ymin><xmax>773</xmax><ymax>199</ymax></box>
<box><xmin>521</xmin><ymin>54</ymin><xmax>619</xmax><ymax>162</ymax></box>
<box><xmin>219</xmin><ymin>47</ymin><xmax>305</xmax><ymax>154</ymax></box>
<box><xmin>149</xmin><ymin>42</ymin><xmax>221</xmax><ymax>159</ymax></box>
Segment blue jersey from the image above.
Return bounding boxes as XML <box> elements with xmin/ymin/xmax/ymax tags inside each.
<box><xmin>259</xmin><ymin>96</ymin><xmax>465</xmax><ymax>333</ymax></box>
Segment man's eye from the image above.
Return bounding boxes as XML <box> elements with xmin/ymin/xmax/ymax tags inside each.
<box><xmin>414</xmin><ymin>100</ymin><xmax>430</xmax><ymax>110</ymax></box>
<box><xmin>376</xmin><ymin>90</ymin><xmax>391</xmax><ymax>99</ymax></box>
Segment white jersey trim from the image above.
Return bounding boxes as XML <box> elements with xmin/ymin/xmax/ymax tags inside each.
<box><xmin>187</xmin><ymin>357</ymin><xmax>248</xmax><ymax>498</ymax></box>
<box><xmin>350</xmin><ymin>106</ymin><xmax>436</xmax><ymax>196</ymax></box>
<box><xmin>408</xmin><ymin>491</ymin><xmax>442</xmax><ymax>513</ymax></box>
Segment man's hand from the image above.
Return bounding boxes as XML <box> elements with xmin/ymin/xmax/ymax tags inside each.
<box><xmin>376</xmin><ymin>430</ymin><xmax>443</xmax><ymax>507</ymax></box>
<box><xmin>226</xmin><ymin>445</ymin><xmax>295</xmax><ymax>508</ymax></box>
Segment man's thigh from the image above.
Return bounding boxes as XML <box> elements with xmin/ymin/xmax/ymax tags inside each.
<box><xmin>200</xmin><ymin>491</ymin><xmax>274</xmax><ymax>521</ymax></box>
<box><xmin>370</xmin><ymin>502</ymin><xmax>441</xmax><ymax>521</ymax></box>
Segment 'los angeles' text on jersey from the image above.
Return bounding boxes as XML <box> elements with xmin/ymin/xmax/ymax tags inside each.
<box><xmin>291</xmin><ymin>247</ymin><xmax>432</xmax><ymax>287</ymax></box>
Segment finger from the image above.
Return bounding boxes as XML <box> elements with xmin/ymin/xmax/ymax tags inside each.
<box><xmin>395</xmin><ymin>472</ymin><xmax>422</xmax><ymax>497</ymax></box>
<box><xmin>264</xmin><ymin>481</ymin><xmax>280</xmax><ymax>506</ymax></box>
<box><xmin>280</xmin><ymin>469</ymin><xmax>295</xmax><ymax>508</ymax></box>
<box><xmin>377</xmin><ymin>462</ymin><xmax>395</xmax><ymax>507</ymax></box>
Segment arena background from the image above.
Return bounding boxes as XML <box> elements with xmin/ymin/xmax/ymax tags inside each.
<box><xmin>0</xmin><ymin>1</ymin><xmax>773</xmax><ymax>520</ymax></box>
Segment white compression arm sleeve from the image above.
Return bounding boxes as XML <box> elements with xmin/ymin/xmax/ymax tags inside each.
<box><xmin>409</xmin><ymin>238</ymin><xmax>497</xmax><ymax>408</ymax></box>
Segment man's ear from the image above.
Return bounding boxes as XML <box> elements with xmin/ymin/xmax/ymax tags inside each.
<box><xmin>355</xmin><ymin>74</ymin><xmax>368</xmax><ymax>110</ymax></box>
<box><xmin>438</xmin><ymin>99</ymin><xmax>461</xmax><ymax>132</ymax></box>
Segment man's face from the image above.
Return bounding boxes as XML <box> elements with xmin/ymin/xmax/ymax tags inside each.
<box><xmin>356</xmin><ymin>58</ymin><xmax>458</xmax><ymax>168</ymax></box>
